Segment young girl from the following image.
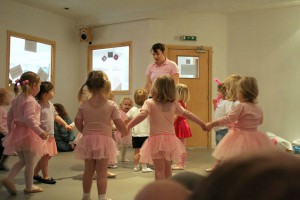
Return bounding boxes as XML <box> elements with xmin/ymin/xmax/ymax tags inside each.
<box><xmin>54</xmin><ymin>103</ymin><xmax>76</xmax><ymax>152</ymax></box>
<box><xmin>74</xmin><ymin>71</ymin><xmax>128</xmax><ymax>200</ymax></box>
<box><xmin>212</xmin><ymin>77</ymin><xmax>226</xmax><ymax>111</ymax></box>
<box><xmin>206</xmin><ymin>74</ymin><xmax>241</xmax><ymax>172</ymax></box>
<box><xmin>206</xmin><ymin>76</ymin><xmax>276</xmax><ymax>162</ymax></box>
<box><xmin>126</xmin><ymin>88</ymin><xmax>153</xmax><ymax>173</ymax></box>
<box><xmin>33</xmin><ymin>82</ymin><xmax>73</xmax><ymax>184</ymax></box>
<box><xmin>115</xmin><ymin>97</ymin><xmax>133</xmax><ymax>162</ymax></box>
<box><xmin>0</xmin><ymin>88</ymin><xmax>12</xmax><ymax>171</ymax></box>
<box><xmin>2</xmin><ymin>71</ymin><xmax>49</xmax><ymax>195</ymax></box>
<box><xmin>172</xmin><ymin>84</ymin><xmax>192</xmax><ymax>170</ymax></box>
<box><xmin>127</xmin><ymin>76</ymin><xmax>206</xmax><ymax>180</ymax></box>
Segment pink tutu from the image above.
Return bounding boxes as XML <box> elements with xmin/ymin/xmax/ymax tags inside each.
<box><xmin>212</xmin><ymin>128</ymin><xmax>276</xmax><ymax>161</ymax></box>
<box><xmin>174</xmin><ymin>120</ymin><xmax>192</xmax><ymax>139</ymax></box>
<box><xmin>3</xmin><ymin>123</ymin><xmax>47</xmax><ymax>158</ymax></box>
<box><xmin>74</xmin><ymin>133</ymin><xmax>119</xmax><ymax>164</ymax></box>
<box><xmin>45</xmin><ymin>137</ymin><xmax>58</xmax><ymax>156</ymax></box>
<box><xmin>114</xmin><ymin>131</ymin><xmax>132</xmax><ymax>147</ymax></box>
<box><xmin>139</xmin><ymin>133</ymin><xmax>186</xmax><ymax>164</ymax></box>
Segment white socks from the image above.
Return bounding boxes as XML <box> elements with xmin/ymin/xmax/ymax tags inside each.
<box><xmin>83</xmin><ymin>193</ymin><xmax>90</xmax><ymax>200</ymax></box>
<box><xmin>99</xmin><ymin>194</ymin><xmax>107</xmax><ymax>200</ymax></box>
<box><xmin>141</xmin><ymin>163</ymin><xmax>147</xmax><ymax>170</ymax></box>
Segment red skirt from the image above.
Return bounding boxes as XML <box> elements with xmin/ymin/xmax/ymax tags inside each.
<box><xmin>174</xmin><ymin>120</ymin><xmax>192</xmax><ymax>139</ymax></box>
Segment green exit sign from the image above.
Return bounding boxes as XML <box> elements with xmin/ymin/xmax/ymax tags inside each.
<box><xmin>181</xmin><ymin>36</ymin><xmax>197</xmax><ymax>41</ymax></box>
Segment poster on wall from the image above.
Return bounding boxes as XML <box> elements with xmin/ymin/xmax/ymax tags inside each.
<box><xmin>92</xmin><ymin>46</ymin><xmax>130</xmax><ymax>92</ymax></box>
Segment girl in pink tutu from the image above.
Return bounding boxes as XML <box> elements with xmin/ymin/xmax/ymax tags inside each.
<box><xmin>114</xmin><ymin>97</ymin><xmax>133</xmax><ymax>162</ymax></box>
<box><xmin>33</xmin><ymin>81</ymin><xmax>73</xmax><ymax>184</ymax></box>
<box><xmin>74</xmin><ymin>71</ymin><xmax>128</xmax><ymax>200</ymax></box>
<box><xmin>2</xmin><ymin>72</ymin><xmax>49</xmax><ymax>195</ymax></box>
<box><xmin>172</xmin><ymin>84</ymin><xmax>192</xmax><ymax>170</ymax></box>
<box><xmin>206</xmin><ymin>76</ymin><xmax>276</xmax><ymax>163</ymax></box>
<box><xmin>127</xmin><ymin>76</ymin><xmax>206</xmax><ymax>180</ymax></box>
<box><xmin>206</xmin><ymin>74</ymin><xmax>241</xmax><ymax>172</ymax></box>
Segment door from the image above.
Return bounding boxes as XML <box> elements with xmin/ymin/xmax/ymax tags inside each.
<box><xmin>167</xmin><ymin>45</ymin><xmax>212</xmax><ymax>148</ymax></box>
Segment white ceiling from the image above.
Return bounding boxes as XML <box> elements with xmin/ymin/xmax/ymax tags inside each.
<box><xmin>12</xmin><ymin>0</ymin><xmax>300</xmax><ymax>27</ymax></box>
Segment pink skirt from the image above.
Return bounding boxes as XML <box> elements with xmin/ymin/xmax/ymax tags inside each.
<box><xmin>45</xmin><ymin>137</ymin><xmax>58</xmax><ymax>156</ymax></box>
<box><xmin>74</xmin><ymin>133</ymin><xmax>119</xmax><ymax>164</ymax></box>
<box><xmin>114</xmin><ymin>131</ymin><xmax>132</xmax><ymax>147</ymax></box>
<box><xmin>212</xmin><ymin>128</ymin><xmax>276</xmax><ymax>161</ymax></box>
<box><xmin>139</xmin><ymin>133</ymin><xmax>186</xmax><ymax>164</ymax></box>
<box><xmin>3</xmin><ymin>123</ymin><xmax>47</xmax><ymax>158</ymax></box>
<box><xmin>175</xmin><ymin>120</ymin><xmax>192</xmax><ymax>139</ymax></box>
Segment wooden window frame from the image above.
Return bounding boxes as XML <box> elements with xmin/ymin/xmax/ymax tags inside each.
<box><xmin>6</xmin><ymin>31</ymin><xmax>56</xmax><ymax>87</ymax></box>
<box><xmin>88</xmin><ymin>41</ymin><xmax>132</xmax><ymax>95</ymax></box>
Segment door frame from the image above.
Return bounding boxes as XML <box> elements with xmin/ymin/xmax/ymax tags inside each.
<box><xmin>166</xmin><ymin>45</ymin><xmax>213</xmax><ymax>149</ymax></box>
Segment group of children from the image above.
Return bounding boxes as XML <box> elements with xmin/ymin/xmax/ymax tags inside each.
<box><xmin>0</xmin><ymin>70</ymin><xmax>276</xmax><ymax>200</ymax></box>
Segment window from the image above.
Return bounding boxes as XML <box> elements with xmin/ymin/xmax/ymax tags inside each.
<box><xmin>88</xmin><ymin>41</ymin><xmax>132</xmax><ymax>94</ymax></box>
<box><xmin>177</xmin><ymin>56</ymin><xmax>199</xmax><ymax>78</ymax></box>
<box><xmin>7</xmin><ymin>31</ymin><xmax>56</xmax><ymax>87</ymax></box>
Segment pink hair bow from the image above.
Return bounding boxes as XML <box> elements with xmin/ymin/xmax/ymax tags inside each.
<box><xmin>22</xmin><ymin>80</ymin><xmax>29</xmax><ymax>85</ymax></box>
<box><xmin>214</xmin><ymin>77</ymin><xmax>222</xmax><ymax>85</ymax></box>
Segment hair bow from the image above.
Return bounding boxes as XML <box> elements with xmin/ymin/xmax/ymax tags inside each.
<box><xmin>214</xmin><ymin>77</ymin><xmax>222</xmax><ymax>85</ymax></box>
<box><xmin>22</xmin><ymin>80</ymin><xmax>29</xmax><ymax>85</ymax></box>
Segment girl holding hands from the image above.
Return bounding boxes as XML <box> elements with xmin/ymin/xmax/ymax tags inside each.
<box><xmin>206</xmin><ymin>76</ymin><xmax>275</xmax><ymax>162</ymax></box>
<box><xmin>127</xmin><ymin>76</ymin><xmax>206</xmax><ymax>180</ymax></box>
<box><xmin>33</xmin><ymin>81</ymin><xmax>73</xmax><ymax>184</ymax></box>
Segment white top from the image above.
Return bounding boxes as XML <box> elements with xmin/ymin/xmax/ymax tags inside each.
<box><xmin>40</xmin><ymin>101</ymin><xmax>58</xmax><ymax>136</ymax></box>
<box><xmin>213</xmin><ymin>100</ymin><xmax>239</xmax><ymax>131</ymax></box>
<box><xmin>127</xmin><ymin>106</ymin><xmax>150</xmax><ymax>137</ymax></box>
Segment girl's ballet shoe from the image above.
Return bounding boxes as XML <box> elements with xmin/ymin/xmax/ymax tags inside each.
<box><xmin>107</xmin><ymin>172</ymin><xmax>117</xmax><ymax>178</ymax></box>
<box><xmin>24</xmin><ymin>186</ymin><xmax>44</xmax><ymax>194</ymax></box>
<box><xmin>2</xmin><ymin>178</ymin><xmax>17</xmax><ymax>195</ymax></box>
<box><xmin>205</xmin><ymin>167</ymin><xmax>215</xmax><ymax>172</ymax></box>
<box><xmin>172</xmin><ymin>164</ymin><xmax>185</xmax><ymax>170</ymax></box>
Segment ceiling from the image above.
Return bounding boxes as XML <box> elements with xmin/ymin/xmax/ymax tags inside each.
<box><xmin>13</xmin><ymin>0</ymin><xmax>300</xmax><ymax>27</ymax></box>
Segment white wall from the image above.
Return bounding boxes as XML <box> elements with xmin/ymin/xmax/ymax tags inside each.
<box><xmin>89</xmin><ymin>13</ymin><xmax>228</xmax><ymax>106</ymax></box>
<box><xmin>0</xmin><ymin>0</ymin><xmax>81</xmax><ymax>120</ymax></box>
<box><xmin>227</xmin><ymin>6</ymin><xmax>300</xmax><ymax>142</ymax></box>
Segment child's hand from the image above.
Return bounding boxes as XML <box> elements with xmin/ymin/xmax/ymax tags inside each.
<box><xmin>40</xmin><ymin>131</ymin><xmax>49</xmax><ymax>140</ymax></box>
<box><xmin>205</xmin><ymin>123</ymin><xmax>214</xmax><ymax>131</ymax></box>
<box><xmin>65</xmin><ymin>124</ymin><xmax>73</xmax><ymax>131</ymax></box>
<box><xmin>200</xmin><ymin>123</ymin><xmax>207</xmax><ymax>131</ymax></box>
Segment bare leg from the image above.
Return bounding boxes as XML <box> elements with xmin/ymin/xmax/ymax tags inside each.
<box><xmin>40</xmin><ymin>155</ymin><xmax>51</xmax><ymax>179</ymax></box>
<box><xmin>95</xmin><ymin>158</ymin><xmax>109</xmax><ymax>195</ymax></box>
<box><xmin>34</xmin><ymin>157</ymin><xmax>42</xmax><ymax>176</ymax></box>
<box><xmin>164</xmin><ymin>159</ymin><xmax>172</xmax><ymax>179</ymax></box>
<box><xmin>153</xmin><ymin>158</ymin><xmax>165</xmax><ymax>180</ymax></box>
<box><xmin>133</xmin><ymin>149</ymin><xmax>140</xmax><ymax>166</ymax></box>
<box><xmin>83</xmin><ymin>159</ymin><xmax>95</xmax><ymax>193</ymax></box>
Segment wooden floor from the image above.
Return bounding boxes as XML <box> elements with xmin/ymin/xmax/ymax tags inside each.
<box><xmin>0</xmin><ymin>148</ymin><xmax>215</xmax><ymax>200</ymax></box>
